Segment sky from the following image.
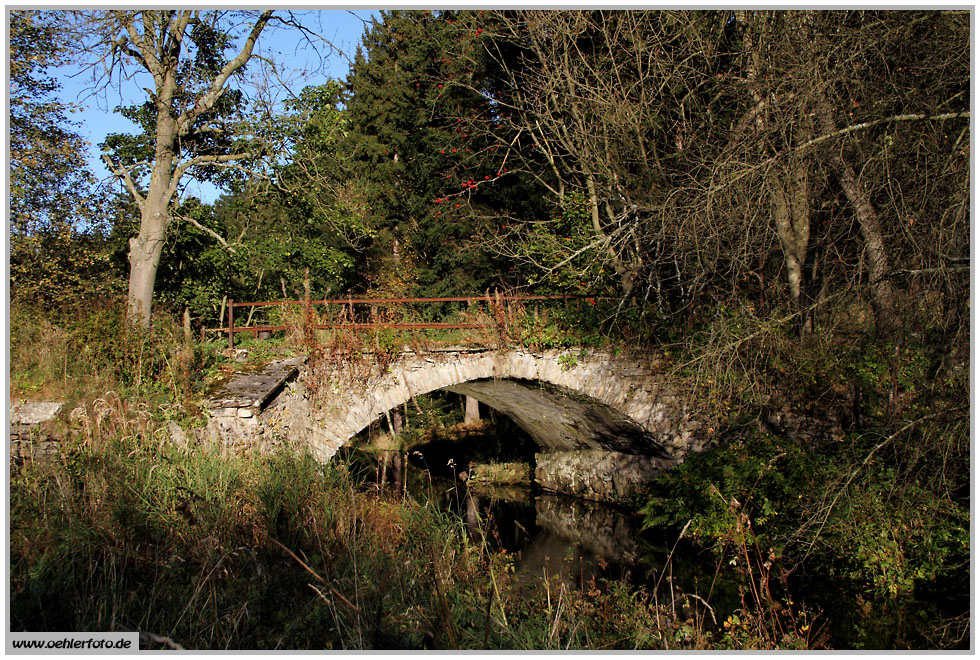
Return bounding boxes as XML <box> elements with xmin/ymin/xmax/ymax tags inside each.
<box><xmin>55</xmin><ymin>9</ymin><xmax>378</xmax><ymax>204</ymax></box>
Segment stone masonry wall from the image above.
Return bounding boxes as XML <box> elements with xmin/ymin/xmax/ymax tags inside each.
<box><xmin>534</xmin><ymin>450</ymin><xmax>673</xmax><ymax>502</ymax></box>
<box><xmin>280</xmin><ymin>347</ymin><xmax>708</xmax><ymax>463</ymax></box>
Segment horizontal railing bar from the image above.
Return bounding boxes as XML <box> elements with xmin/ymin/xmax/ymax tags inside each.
<box><xmin>219</xmin><ymin>293</ymin><xmax>602</xmax><ymax>348</ymax></box>
<box><xmin>206</xmin><ymin>323</ymin><xmax>490</xmax><ymax>334</ymax></box>
<box><xmin>229</xmin><ymin>294</ymin><xmax>599</xmax><ymax>308</ymax></box>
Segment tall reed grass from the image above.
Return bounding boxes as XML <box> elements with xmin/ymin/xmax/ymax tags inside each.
<box><xmin>8</xmin><ymin>299</ymin><xmax>838</xmax><ymax>649</ymax></box>
<box><xmin>10</xmin><ymin>417</ymin><xmax>706</xmax><ymax>649</ymax></box>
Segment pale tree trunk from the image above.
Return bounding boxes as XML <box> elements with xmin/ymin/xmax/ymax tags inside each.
<box><xmin>127</xmin><ymin>230</ymin><xmax>165</xmax><ymax>325</ymax></box>
<box><xmin>100</xmin><ymin>10</ymin><xmax>274</xmax><ymax>327</ymax></box>
<box><xmin>817</xmin><ymin>99</ymin><xmax>898</xmax><ymax>333</ymax></box>
<box><xmin>737</xmin><ymin>12</ymin><xmax>821</xmax><ymax>332</ymax></box>
<box><xmin>839</xmin><ymin>160</ymin><xmax>898</xmax><ymax>334</ymax></box>
<box><xmin>770</xmin><ymin>157</ymin><xmax>812</xmax><ymax>333</ymax></box>
<box><xmin>586</xmin><ymin>173</ymin><xmax>635</xmax><ymax>297</ymax></box>
<box><xmin>128</xmin><ymin>112</ymin><xmax>178</xmax><ymax>326</ymax></box>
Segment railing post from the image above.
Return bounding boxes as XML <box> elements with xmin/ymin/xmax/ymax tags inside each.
<box><xmin>227</xmin><ymin>299</ymin><xmax>235</xmax><ymax>350</ymax></box>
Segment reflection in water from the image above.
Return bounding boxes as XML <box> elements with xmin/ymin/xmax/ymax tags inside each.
<box><xmin>460</xmin><ymin>482</ymin><xmax>655</xmax><ymax>590</ymax></box>
<box><xmin>533</xmin><ymin>495</ymin><xmax>639</xmax><ymax>563</ymax></box>
<box><xmin>345</xmin><ymin>440</ymin><xmax>959</xmax><ymax>649</ymax></box>
<box><xmin>342</xmin><ymin>443</ymin><xmax>736</xmax><ymax>625</ymax></box>
<box><xmin>420</xmin><ymin>468</ymin><xmax>741</xmax><ymax>625</ymax></box>
<box><xmin>348</xmin><ymin>443</ymin><xmax>702</xmax><ymax>598</ymax></box>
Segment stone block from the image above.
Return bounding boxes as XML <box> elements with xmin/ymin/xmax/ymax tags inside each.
<box><xmin>10</xmin><ymin>401</ymin><xmax>63</xmax><ymax>426</ymax></box>
<box><xmin>468</xmin><ymin>461</ymin><xmax>532</xmax><ymax>485</ymax></box>
<box><xmin>535</xmin><ymin>449</ymin><xmax>669</xmax><ymax>502</ymax></box>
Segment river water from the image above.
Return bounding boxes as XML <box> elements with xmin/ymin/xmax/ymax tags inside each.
<box><xmin>342</xmin><ymin>443</ymin><xmax>742</xmax><ymax>633</ymax></box>
<box><xmin>340</xmin><ymin>434</ymin><xmax>964</xmax><ymax>650</ymax></box>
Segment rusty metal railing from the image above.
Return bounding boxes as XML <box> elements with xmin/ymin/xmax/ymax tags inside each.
<box><xmin>205</xmin><ymin>293</ymin><xmax>592</xmax><ymax>349</ymax></box>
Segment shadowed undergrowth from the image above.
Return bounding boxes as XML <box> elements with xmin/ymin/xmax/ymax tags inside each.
<box><xmin>10</xmin><ymin>421</ymin><xmax>729</xmax><ymax>650</ymax></box>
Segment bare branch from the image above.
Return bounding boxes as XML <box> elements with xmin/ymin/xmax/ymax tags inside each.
<box><xmin>174</xmin><ymin>212</ymin><xmax>237</xmax><ymax>252</ymax></box>
<box><xmin>167</xmin><ymin>151</ymin><xmax>260</xmax><ymax>200</ymax></box>
<box><xmin>793</xmin><ymin>111</ymin><xmax>969</xmax><ymax>154</ymax></box>
<box><xmin>175</xmin><ymin>10</ymin><xmax>273</xmax><ymax>137</ymax></box>
<box><xmin>101</xmin><ymin>154</ymin><xmax>145</xmax><ymax>208</ymax></box>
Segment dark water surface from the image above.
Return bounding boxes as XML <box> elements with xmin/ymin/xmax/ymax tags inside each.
<box><xmin>341</xmin><ymin>441</ymin><xmax>965</xmax><ymax>650</ymax></box>
<box><xmin>343</xmin><ymin>445</ymin><xmax>741</xmax><ymax>631</ymax></box>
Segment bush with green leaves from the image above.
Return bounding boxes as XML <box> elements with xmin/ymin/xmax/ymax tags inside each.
<box><xmin>641</xmin><ymin>427</ymin><xmax>815</xmax><ymax>555</ymax></box>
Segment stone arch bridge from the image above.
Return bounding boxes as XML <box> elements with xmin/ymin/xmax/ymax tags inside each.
<box><xmin>208</xmin><ymin>347</ymin><xmax>710</xmax><ymax>499</ymax></box>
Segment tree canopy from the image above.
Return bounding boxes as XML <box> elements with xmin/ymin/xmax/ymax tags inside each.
<box><xmin>10</xmin><ymin>9</ymin><xmax>968</xmax><ymax>339</ymax></box>
<box><xmin>9</xmin><ymin>10</ymin><xmax>115</xmax><ymax>309</ymax></box>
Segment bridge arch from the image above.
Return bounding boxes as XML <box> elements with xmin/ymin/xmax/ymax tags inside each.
<box><xmin>294</xmin><ymin>347</ymin><xmax>706</xmax><ymax>465</ymax></box>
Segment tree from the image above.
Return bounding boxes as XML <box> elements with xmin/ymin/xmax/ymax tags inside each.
<box><xmin>343</xmin><ymin>10</ymin><xmax>540</xmax><ymax>300</ymax></box>
<box><xmin>463</xmin><ymin>11</ymin><xmax>735</xmax><ymax>303</ymax></box>
<box><xmin>9</xmin><ymin>10</ymin><xmax>116</xmax><ymax>308</ymax></box>
<box><xmin>710</xmin><ymin>10</ymin><xmax>969</xmax><ymax>334</ymax></box>
<box><xmin>70</xmin><ymin>10</ymin><xmax>289</xmax><ymax>326</ymax></box>
<box><xmin>474</xmin><ymin>9</ymin><xmax>968</xmax><ymax>337</ymax></box>
<box><xmin>266</xmin><ymin>81</ymin><xmax>374</xmax><ymax>296</ymax></box>
<box><xmin>10</xmin><ymin>11</ymin><xmax>94</xmax><ymax>235</ymax></box>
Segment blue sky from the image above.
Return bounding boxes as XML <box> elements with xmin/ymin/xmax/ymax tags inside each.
<box><xmin>56</xmin><ymin>9</ymin><xmax>377</xmax><ymax>204</ymax></box>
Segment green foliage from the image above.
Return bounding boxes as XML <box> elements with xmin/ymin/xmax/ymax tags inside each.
<box><xmin>391</xmin><ymin>392</ymin><xmax>466</xmax><ymax>451</ymax></box>
<box><xmin>808</xmin><ymin>337</ymin><xmax>931</xmax><ymax>422</ymax></box>
<box><xmin>9</xmin><ymin>11</ymin><xmax>101</xmax><ymax>237</ymax></box>
<box><xmin>640</xmin><ymin>324</ymin><xmax>970</xmax><ymax>638</ymax></box>
<box><xmin>9</xmin><ymin>11</ymin><xmax>117</xmax><ymax>309</ymax></box>
<box><xmin>641</xmin><ymin>428</ymin><xmax>814</xmax><ymax>553</ymax></box>
<box><xmin>343</xmin><ymin>10</ymin><xmax>548</xmax><ymax>297</ymax></box>
<box><xmin>506</xmin><ymin>298</ymin><xmax>618</xmax><ymax>350</ymax></box>
<box><xmin>10</xmin><ymin>225</ymin><xmax>123</xmax><ymax>311</ymax></box>
<box><xmin>99</xmin><ymin>16</ymin><xmax>262</xmax><ymax>191</ymax></box>
<box><xmin>274</xmin><ymin>80</ymin><xmax>378</xmax><ymax>250</ymax></box>
<box><xmin>8</xmin><ymin>8</ymin><xmax>970</xmax><ymax>650</ymax></box>
<box><xmin>9</xmin><ymin>299</ymin><xmax>215</xmax><ymax>408</ymax></box>
<box><xmin>828</xmin><ymin>468</ymin><xmax>969</xmax><ymax>598</ymax></box>
<box><xmin>507</xmin><ymin>191</ymin><xmax>619</xmax><ymax>294</ymax></box>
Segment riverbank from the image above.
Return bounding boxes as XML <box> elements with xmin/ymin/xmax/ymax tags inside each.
<box><xmin>10</xmin><ymin>430</ymin><xmax>733</xmax><ymax>650</ymax></box>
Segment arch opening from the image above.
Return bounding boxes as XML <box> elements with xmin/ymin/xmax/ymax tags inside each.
<box><xmin>444</xmin><ymin>378</ymin><xmax>669</xmax><ymax>458</ymax></box>
<box><xmin>346</xmin><ymin>376</ymin><xmax>673</xmax><ymax>502</ymax></box>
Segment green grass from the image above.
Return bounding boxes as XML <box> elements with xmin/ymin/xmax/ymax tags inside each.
<box><xmin>10</xmin><ymin>426</ymin><xmax>732</xmax><ymax>650</ymax></box>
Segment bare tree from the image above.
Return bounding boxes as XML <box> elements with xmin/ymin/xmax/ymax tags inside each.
<box><xmin>696</xmin><ymin>10</ymin><xmax>968</xmax><ymax>333</ymax></box>
<box><xmin>468</xmin><ymin>10</ymin><xmax>967</xmax><ymax>339</ymax></box>
<box><xmin>469</xmin><ymin>11</ymin><xmax>721</xmax><ymax>299</ymax></box>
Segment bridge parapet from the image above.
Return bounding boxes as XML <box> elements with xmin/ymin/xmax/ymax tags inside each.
<box><xmin>206</xmin><ymin>346</ymin><xmax>708</xmax><ymax>469</ymax></box>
